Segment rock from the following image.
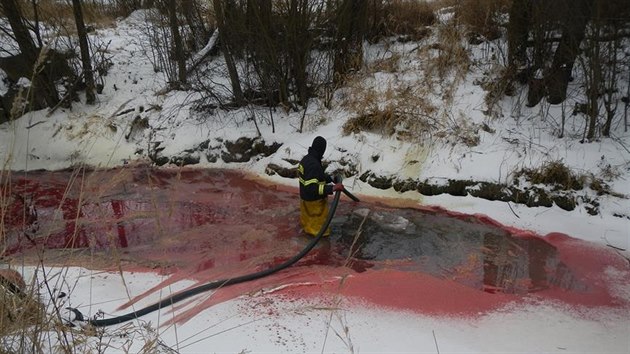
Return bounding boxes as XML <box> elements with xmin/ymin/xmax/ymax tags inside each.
<box><xmin>265</xmin><ymin>163</ymin><xmax>297</xmax><ymax>178</ymax></box>
<box><xmin>359</xmin><ymin>171</ymin><xmax>393</xmax><ymax>190</ymax></box>
<box><xmin>221</xmin><ymin>137</ymin><xmax>282</xmax><ymax>163</ymax></box>
<box><xmin>170</xmin><ymin>152</ymin><xmax>200</xmax><ymax>166</ymax></box>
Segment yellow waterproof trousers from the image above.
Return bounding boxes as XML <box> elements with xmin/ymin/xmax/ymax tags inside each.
<box><xmin>300</xmin><ymin>199</ymin><xmax>331</xmax><ymax>237</ymax></box>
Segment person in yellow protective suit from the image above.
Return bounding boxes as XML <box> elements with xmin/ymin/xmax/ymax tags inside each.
<box><xmin>298</xmin><ymin>136</ymin><xmax>344</xmax><ymax>236</ymax></box>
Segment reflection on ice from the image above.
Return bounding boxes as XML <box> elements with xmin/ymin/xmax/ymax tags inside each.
<box><xmin>352</xmin><ymin>208</ymin><xmax>413</xmax><ymax>233</ymax></box>
<box><xmin>337</xmin><ymin>207</ymin><xmax>587</xmax><ymax>294</ymax></box>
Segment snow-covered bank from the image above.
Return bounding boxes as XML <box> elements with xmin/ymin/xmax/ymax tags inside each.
<box><xmin>2</xmin><ymin>7</ymin><xmax>629</xmax><ymax>354</ymax></box>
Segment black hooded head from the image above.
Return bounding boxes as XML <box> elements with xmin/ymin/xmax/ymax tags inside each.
<box><xmin>310</xmin><ymin>136</ymin><xmax>327</xmax><ymax>160</ymax></box>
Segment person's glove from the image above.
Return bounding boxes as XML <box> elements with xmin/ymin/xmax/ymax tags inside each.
<box><xmin>332</xmin><ymin>183</ymin><xmax>344</xmax><ymax>192</ymax></box>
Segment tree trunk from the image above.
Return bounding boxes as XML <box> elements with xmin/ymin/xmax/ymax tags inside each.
<box><xmin>0</xmin><ymin>0</ymin><xmax>60</xmax><ymax>108</ymax></box>
<box><xmin>586</xmin><ymin>89</ymin><xmax>598</xmax><ymax>140</ymax></box>
<box><xmin>602</xmin><ymin>110</ymin><xmax>613</xmax><ymax>137</ymax></box>
<box><xmin>247</xmin><ymin>0</ymin><xmax>278</xmax><ymax>105</ymax></box>
<box><xmin>30</xmin><ymin>0</ymin><xmax>43</xmax><ymax>46</ymax></box>
<box><xmin>182</xmin><ymin>0</ymin><xmax>209</xmax><ymax>51</ymax></box>
<box><xmin>546</xmin><ymin>0</ymin><xmax>593</xmax><ymax>104</ymax></box>
<box><xmin>214</xmin><ymin>0</ymin><xmax>244</xmax><ymax>105</ymax></box>
<box><xmin>168</xmin><ymin>0</ymin><xmax>187</xmax><ymax>86</ymax></box>
<box><xmin>626</xmin><ymin>62</ymin><xmax>629</xmax><ymax>133</ymax></box>
<box><xmin>288</xmin><ymin>0</ymin><xmax>310</xmax><ymax>106</ymax></box>
<box><xmin>600</xmin><ymin>6</ymin><xmax>621</xmax><ymax>137</ymax></box>
<box><xmin>333</xmin><ymin>0</ymin><xmax>367</xmax><ymax>84</ymax></box>
<box><xmin>72</xmin><ymin>0</ymin><xmax>96</xmax><ymax>104</ymax></box>
<box><xmin>507</xmin><ymin>0</ymin><xmax>532</xmax><ymax>68</ymax></box>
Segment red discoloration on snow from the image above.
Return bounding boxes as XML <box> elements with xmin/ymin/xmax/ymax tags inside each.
<box><xmin>537</xmin><ymin>232</ymin><xmax>628</xmax><ymax>307</ymax></box>
<box><xmin>159</xmin><ymin>265</ymin><xmax>350</xmax><ymax>325</ymax></box>
<box><xmin>279</xmin><ymin>254</ymin><xmax>626</xmax><ymax>317</ymax></box>
<box><xmin>279</xmin><ymin>268</ymin><xmax>515</xmax><ymax>316</ymax></box>
<box><xmin>2</xmin><ymin>167</ymin><xmax>628</xmax><ymax>325</ymax></box>
<box><xmin>275</xmin><ymin>220</ymin><xmax>628</xmax><ymax>316</ymax></box>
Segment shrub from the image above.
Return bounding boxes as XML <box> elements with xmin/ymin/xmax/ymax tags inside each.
<box><xmin>515</xmin><ymin>161</ymin><xmax>586</xmax><ymax>191</ymax></box>
<box><xmin>368</xmin><ymin>0</ymin><xmax>436</xmax><ymax>40</ymax></box>
<box><xmin>454</xmin><ymin>0</ymin><xmax>510</xmax><ymax>40</ymax></box>
<box><xmin>16</xmin><ymin>0</ymin><xmax>120</xmax><ymax>28</ymax></box>
<box><xmin>343</xmin><ymin>105</ymin><xmax>403</xmax><ymax>136</ymax></box>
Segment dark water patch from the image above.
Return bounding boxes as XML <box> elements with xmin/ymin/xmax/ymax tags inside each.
<box><xmin>335</xmin><ymin>208</ymin><xmax>587</xmax><ymax>294</ymax></box>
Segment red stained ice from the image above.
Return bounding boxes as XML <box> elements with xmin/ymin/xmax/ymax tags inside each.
<box><xmin>2</xmin><ymin>166</ymin><xmax>628</xmax><ymax>324</ymax></box>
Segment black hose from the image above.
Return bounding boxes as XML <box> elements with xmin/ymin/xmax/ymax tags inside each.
<box><xmin>81</xmin><ymin>190</ymin><xmax>347</xmax><ymax>327</ymax></box>
<box><xmin>343</xmin><ymin>189</ymin><xmax>360</xmax><ymax>202</ymax></box>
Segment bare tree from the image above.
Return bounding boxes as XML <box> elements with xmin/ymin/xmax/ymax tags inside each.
<box><xmin>286</xmin><ymin>0</ymin><xmax>318</xmax><ymax>106</ymax></box>
<box><xmin>181</xmin><ymin>0</ymin><xmax>209</xmax><ymax>51</ymax></box>
<box><xmin>72</xmin><ymin>0</ymin><xmax>96</xmax><ymax>104</ymax></box>
<box><xmin>598</xmin><ymin>2</ymin><xmax>624</xmax><ymax>137</ymax></box>
<box><xmin>28</xmin><ymin>0</ymin><xmax>43</xmax><ymax>46</ymax></box>
<box><xmin>246</xmin><ymin>0</ymin><xmax>284</xmax><ymax>105</ymax></box>
<box><xmin>578</xmin><ymin>0</ymin><xmax>628</xmax><ymax>139</ymax></box>
<box><xmin>546</xmin><ymin>0</ymin><xmax>593</xmax><ymax>104</ymax></box>
<box><xmin>213</xmin><ymin>0</ymin><xmax>245</xmax><ymax>105</ymax></box>
<box><xmin>506</xmin><ymin>0</ymin><xmax>630</xmax><ymax>142</ymax></box>
<box><xmin>167</xmin><ymin>0</ymin><xmax>187</xmax><ymax>86</ymax></box>
<box><xmin>507</xmin><ymin>0</ymin><xmax>531</xmax><ymax>69</ymax></box>
<box><xmin>332</xmin><ymin>0</ymin><xmax>368</xmax><ymax>83</ymax></box>
<box><xmin>0</xmin><ymin>0</ymin><xmax>60</xmax><ymax>108</ymax></box>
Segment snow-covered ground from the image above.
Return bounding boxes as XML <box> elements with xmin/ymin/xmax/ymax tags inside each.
<box><xmin>15</xmin><ymin>265</ymin><xmax>630</xmax><ymax>353</ymax></box>
<box><xmin>1</xmin><ymin>8</ymin><xmax>629</xmax><ymax>353</ymax></box>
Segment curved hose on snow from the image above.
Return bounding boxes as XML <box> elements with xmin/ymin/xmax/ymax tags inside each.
<box><xmin>79</xmin><ymin>189</ymin><xmax>350</xmax><ymax>327</ymax></box>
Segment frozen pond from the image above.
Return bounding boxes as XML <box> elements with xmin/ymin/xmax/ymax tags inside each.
<box><xmin>2</xmin><ymin>166</ymin><xmax>627</xmax><ymax>321</ymax></box>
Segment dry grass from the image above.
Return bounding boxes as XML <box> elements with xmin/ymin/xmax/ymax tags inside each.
<box><xmin>429</xmin><ymin>0</ymin><xmax>509</xmax><ymax>40</ymax></box>
<box><xmin>0</xmin><ymin>172</ymin><xmax>55</xmax><ymax>350</ymax></box>
<box><xmin>425</xmin><ymin>21</ymin><xmax>470</xmax><ymax>81</ymax></box>
<box><xmin>340</xmin><ymin>1</ymin><xmax>490</xmax><ymax>146</ymax></box>
<box><xmin>341</xmin><ymin>76</ymin><xmax>438</xmax><ymax>141</ymax></box>
<box><xmin>0</xmin><ymin>269</ymin><xmax>47</xmax><ymax>345</ymax></box>
<box><xmin>514</xmin><ymin>160</ymin><xmax>620</xmax><ymax>196</ymax></box>
<box><xmin>343</xmin><ymin>104</ymin><xmax>403</xmax><ymax>136</ymax></box>
<box><xmin>16</xmin><ymin>0</ymin><xmax>120</xmax><ymax>29</ymax></box>
<box><xmin>454</xmin><ymin>0</ymin><xmax>510</xmax><ymax>40</ymax></box>
<box><xmin>369</xmin><ymin>0</ymin><xmax>436</xmax><ymax>40</ymax></box>
<box><xmin>427</xmin><ymin>0</ymin><xmax>511</xmax><ymax>120</ymax></box>
<box><xmin>515</xmin><ymin>161</ymin><xmax>588</xmax><ymax>191</ymax></box>
<box><xmin>369</xmin><ymin>52</ymin><xmax>401</xmax><ymax>73</ymax></box>
<box><xmin>387</xmin><ymin>0</ymin><xmax>436</xmax><ymax>28</ymax></box>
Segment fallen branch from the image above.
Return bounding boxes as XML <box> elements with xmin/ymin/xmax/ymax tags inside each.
<box><xmin>433</xmin><ymin>330</ymin><xmax>440</xmax><ymax>354</ymax></box>
<box><xmin>606</xmin><ymin>243</ymin><xmax>626</xmax><ymax>251</ymax></box>
<box><xmin>26</xmin><ymin>120</ymin><xmax>45</xmax><ymax>129</ymax></box>
<box><xmin>603</xmin><ymin>235</ymin><xmax>630</xmax><ymax>265</ymax></box>
<box><xmin>116</xmin><ymin>108</ymin><xmax>135</xmax><ymax>117</ymax></box>
<box><xmin>186</xmin><ymin>29</ymin><xmax>219</xmax><ymax>75</ymax></box>
<box><xmin>108</xmin><ymin>99</ymin><xmax>134</xmax><ymax>119</ymax></box>
<box><xmin>507</xmin><ymin>201</ymin><xmax>520</xmax><ymax>218</ymax></box>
